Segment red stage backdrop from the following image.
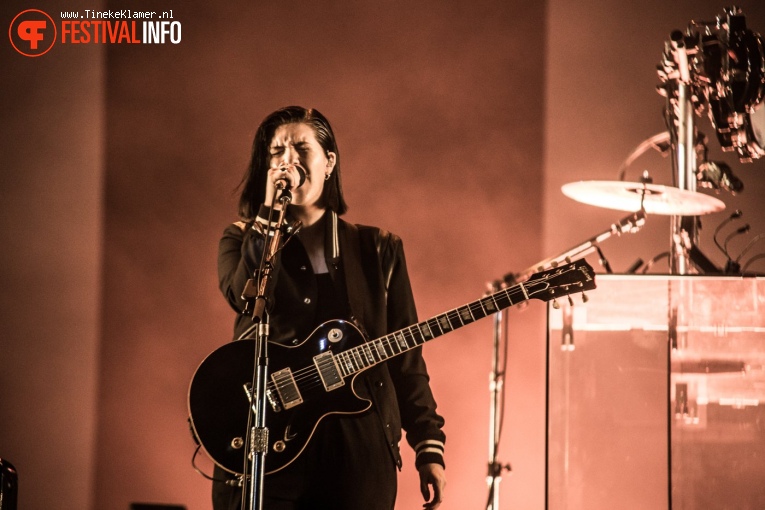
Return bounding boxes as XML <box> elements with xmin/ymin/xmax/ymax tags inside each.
<box><xmin>1</xmin><ymin>1</ymin><xmax>764</xmax><ymax>510</ymax></box>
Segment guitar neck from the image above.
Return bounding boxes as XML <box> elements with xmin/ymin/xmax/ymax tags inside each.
<box><xmin>334</xmin><ymin>279</ymin><xmax>534</xmax><ymax>377</ymax></box>
<box><xmin>332</xmin><ymin>260</ymin><xmax>594</xmax><ymax>378</ymax></box>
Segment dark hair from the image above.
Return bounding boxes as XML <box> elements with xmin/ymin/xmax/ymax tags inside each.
<box><xmin>237</xmin><ymin>106</ymin><xmax>348</xmax><ymax>220</ymax></box>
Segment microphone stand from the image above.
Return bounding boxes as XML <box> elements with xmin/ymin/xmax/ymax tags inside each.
<box><xmin>484</xmin><ymin>210</ymin><xmax>646</xmax><ymax>509</ymax></box>
<box><xmin>240</xmin><ymin>184</ymin><xmax>297</xmax><ymax>510</ymax></box>
<box><xmin>485</xmin><ymin>306</ymin><xmax>510</xmax><ymax>510</ymax></box>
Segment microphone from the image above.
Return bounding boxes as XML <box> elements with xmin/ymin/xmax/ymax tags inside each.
<box><xmin>276</xmin><ymin>164</ymin><xmax>306</xmax><ymax>191</ymax></box>
<box><xmin>713</xmin><ymin>209</ymin><xmax>743</xmax><ymax>256</ymax></box>
<box><xmin>723</xmin><ymin>224</ymin><xmax>751</xmax><ymax>274</ymax></box>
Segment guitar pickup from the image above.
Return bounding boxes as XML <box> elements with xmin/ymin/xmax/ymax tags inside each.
<box><xmin>244</xmin><ymin>382</ymin><xmax>283</xmax><ymax>413</ymax></box>
<box><xmin>314</xmin><ymin>352</ymin><xmax>345</xmax><ymax>391</ymax></box>
<box><xmin>271</xmin><ymin>368</ymin><xmax>303</xmax><ymax>409</ymax></box>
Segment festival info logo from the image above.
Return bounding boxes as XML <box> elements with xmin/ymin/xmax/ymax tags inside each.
<box><xmin>10</xmin><ymin>9</ymin><xmax>181</xmax><ymax>57</ymax></box>
<box><xmin>10</xmin><ymin>9</ymin><xmax>57</xmax><ymax>57</ymax></box>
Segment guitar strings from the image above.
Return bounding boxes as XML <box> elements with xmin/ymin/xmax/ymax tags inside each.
<box><xmin>267</xmin><ymin>267</ymin><xmax>573</xmax><ymax>391</ymax></box>
<box><xmin>281</xmin><ymin>277</ymin><xmax>554</xmax><ymax>391</ymax></box>
<box><xmin>265</xmin><ymin>281</ymin><xmax>542</xmax><ymax>395</ymax></box>
<box><xmin>271</xmin><ymin>274</ymin><xmax>556</xmax><ymax>390</ymax></box>
<box><xmin>266</xmin><ymin>271</ymin><xmax>573</xmax><ymax>395</ymax></box>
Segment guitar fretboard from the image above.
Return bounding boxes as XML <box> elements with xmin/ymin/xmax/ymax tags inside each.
<box><xmin>333</xmin><ymin>278</ymin><xmax>539</xmax><ymax>377</ymax></box>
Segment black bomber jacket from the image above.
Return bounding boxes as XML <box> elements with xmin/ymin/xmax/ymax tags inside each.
<box><xmin>217</xmin><ymin>207</ymin><xmax>446</xmax><ymax>470</ymax></box>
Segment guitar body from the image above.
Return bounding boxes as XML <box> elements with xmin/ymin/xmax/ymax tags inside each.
<box><xmin>188</xmin><ymin>319</ymin><xmax>370</xmax><ymax>475</ymax></box>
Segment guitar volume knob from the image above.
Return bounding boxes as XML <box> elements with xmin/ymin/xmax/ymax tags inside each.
<box><xmin>328</xmin><ymin>328</ymin><xmax>343</xmax><ymax>342</ymax></box>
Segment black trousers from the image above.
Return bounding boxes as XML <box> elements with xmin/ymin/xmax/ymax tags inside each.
<box><xmin>212</xmin><ymin>411</ymin><xmax>397</xmax><ymax>510</ymax></box>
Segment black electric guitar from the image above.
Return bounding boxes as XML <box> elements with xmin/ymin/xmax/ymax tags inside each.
<box><xmin>188</xmin><ymin>259</ymin><xmax>596</xmax><ymax>475</ymax></box>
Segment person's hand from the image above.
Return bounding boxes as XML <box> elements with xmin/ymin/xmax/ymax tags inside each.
<box><xmin>264</xmin><ymin>164</ymin><xmax>303</xmax><ymax>206</ymax></box>
<box><xmin>418</xmin><ymin>463</ymin><xmax>446</xmax><ymax>509</ymax></box>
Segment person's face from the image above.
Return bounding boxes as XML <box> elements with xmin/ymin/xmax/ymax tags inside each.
<box><xmin>267</xmin><ymin>122</ymin><xmax>336</xmax><ymax>210</ymax></box>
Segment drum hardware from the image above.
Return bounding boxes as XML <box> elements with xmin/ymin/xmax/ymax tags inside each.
<box><xmin>712</xmin><ymin>209</ymin><xmax>765</xmax><ymax>275</ymax></box>
<box><xmin>564</xmin><ymin>8</ymin><xmax>763</xmax><ymax>274</ymax></box>
<box><xmin>560</xmin><ymin>176</ymin><xmax>765</xmax><ymax>274</ymax></box>
<box><xmin>658</xmin><ymin>7</ymin><xmax>765</xmax><ymax>163</ymax></box>
<box><xmin>496</xmin><ymin>210</ymin><xmax>645</xmax><ymax>288</ymax></box>
<box><xmin>697</xmin><ymin>161</ymin><xmax>744</xmax><ymax>193</ymax></box>
<box><xmin>656</xmin><ymin>7</ymin><xmax>765</xmax><ymax>273</ymax></box>
<box><xmin>616</xmin><ymin>132</ymin><xmax>673</xmax><ymax>182</ymax></box>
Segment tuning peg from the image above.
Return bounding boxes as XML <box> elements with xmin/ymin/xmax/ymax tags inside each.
<box><xmin>567</xmin><ymin>295</ymin><xmax>574</xmax><ymax>306</ymax></box>
<box><xmin>552</xmin><ymin>298</ymin><xmax>560</xmax><ymax>309</ymax></box>
<box><xmin>582</xmin><ymin>292</ymin><xmax>589</xmax><ymax>303</ymax></box>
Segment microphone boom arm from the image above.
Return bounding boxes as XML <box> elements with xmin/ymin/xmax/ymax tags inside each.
<box><xmin>496</xmin><ymin>210</ymin><xmax>646</xmax><ymax>286</ymax></box>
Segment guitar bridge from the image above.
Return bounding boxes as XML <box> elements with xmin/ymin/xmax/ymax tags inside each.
<box><xmin>314</xmin><ymin>351</ymin><xmax>345</xmax><ymax>391</ymax></box>
<box><xmin>271</xmin><ymin>368</ymin><xmax>303</xmax><ymax>409</ymax></box>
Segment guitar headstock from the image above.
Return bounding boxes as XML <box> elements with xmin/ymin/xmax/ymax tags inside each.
<box><xmin>525</xmin><ymin>259</ymin><xmax>596</xmax><ymax>305</ymax></box>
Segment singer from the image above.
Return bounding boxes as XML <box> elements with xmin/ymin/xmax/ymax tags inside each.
<box><xmin>213</xmin><ymin>106</ymin><xmax>446</xmax><ymax>509</ymax></box>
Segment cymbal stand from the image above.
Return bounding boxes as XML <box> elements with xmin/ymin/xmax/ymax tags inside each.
<box><xmin>497</xmin><ymin>210</ymin><xmax>646</xmax><ymax>287</ymax></box>
<box><xmin>485</xmin><ymin>306</ymin><xmax>510</xmax><ymax>510</ymax></box>
<box><xmin>486</xmin><ymin>211</ymin><xmax>646</xmax><ymax>509</ymax></box>
<box><xmin>660</xmin><ymin>31</ymin><xmax>699</xmax><ymax>275</ymax></box>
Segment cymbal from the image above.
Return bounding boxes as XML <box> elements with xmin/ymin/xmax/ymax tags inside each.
<box><xmin>561</xmin><ymin>180</ymin><xmax>726</xmax><ymax>216</ymax></box>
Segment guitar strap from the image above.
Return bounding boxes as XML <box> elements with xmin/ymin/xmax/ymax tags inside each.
<box><xmin>337</xmin><ymin>219</ymin><xmax>368</xmax><ymax>330</ymax></box>
<box><xmin>337</xmin><ymin>219</ymin><xmax>405</xmax><ymax>468</ymax></box>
